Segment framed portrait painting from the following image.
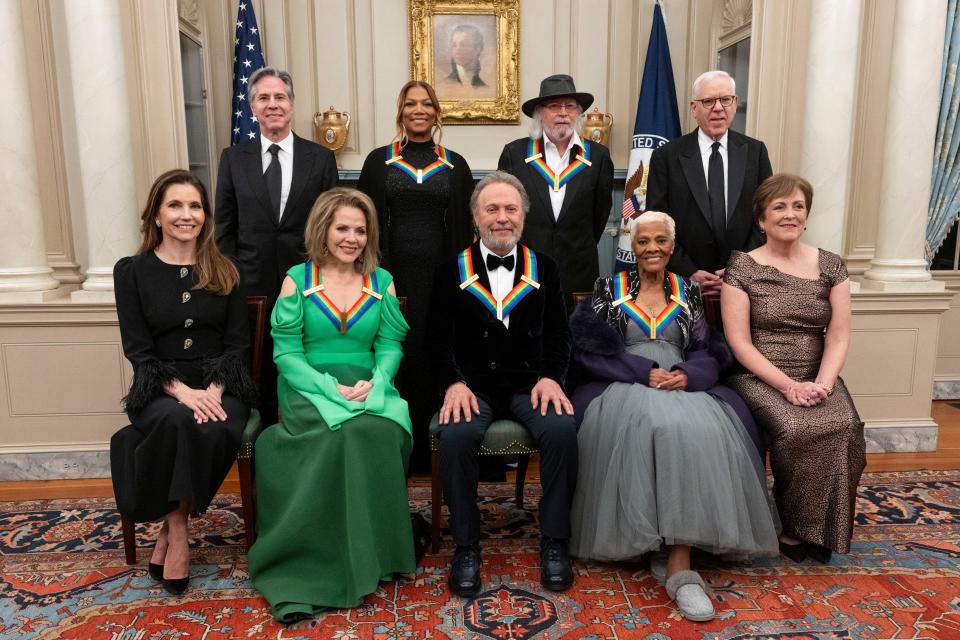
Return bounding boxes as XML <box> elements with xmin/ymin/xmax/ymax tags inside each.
<box><xmin>409</xmin><ymin>0</ymin><xmax>520</xmax><ymax>124</ymax></box>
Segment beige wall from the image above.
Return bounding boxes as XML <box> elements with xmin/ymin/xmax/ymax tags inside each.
<box><xmin>0</xmin><ymin>0</ymin><xmax>955</xmax><ymax>475</ymax></box>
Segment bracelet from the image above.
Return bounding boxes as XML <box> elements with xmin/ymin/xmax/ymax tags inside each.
<box><xmin>815</xmin><ymin>381</ymin><xmax>834</xmax><ymax>396</ymax></box>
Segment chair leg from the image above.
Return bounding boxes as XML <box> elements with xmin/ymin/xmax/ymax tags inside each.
<box><xmin>238</xmin><ymin>457</ymin><xmax>256</xmax><ymax>548</ymax></box>
<box><xmin>121</xmin><ymin>515</ymin><xmax>137</xmax><ymax>565</ymax></box>
<box><xmin>431</xmin><ymin>449</ymin><xmax>442</xmax><ymax>554</ymax></box>
<box><xmin>515</xmin><ymin>455</ymin><xmax>530</xmax><ymax>510</ymax></box>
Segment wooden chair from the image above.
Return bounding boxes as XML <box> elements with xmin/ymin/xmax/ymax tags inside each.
<box><xmin>428</xmin><ymin>414</ymin><xmax>537</xmax><ymax>553</ymax></box>
<box><xmin>116</xmin><ymin>296</ymin><xmax>267</xmax><ymax>563</ymax></box>
<box><xmin>571</xmin><ymin>291</ymin><xmax>592</xmax><ymax>308</ymax></box>
<box><xmin>237</xmin><ymin>296</ymin><xmax>268</xmax><ymax>547</ymax></box>
<box><xmin>236</xmin><ymin>296</ymin><xmax>406</xmax><ymax>547</ymax></box>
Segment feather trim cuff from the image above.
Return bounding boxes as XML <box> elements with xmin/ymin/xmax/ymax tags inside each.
<box><xmin>202</xmin><ymin>353</ymin><xmax>258</xmax><ymax>405</ymax></box>
<box><xmin>122</xmin><ymin>359</ymin><xmax>179</xmax><ymax>413</ymax></box>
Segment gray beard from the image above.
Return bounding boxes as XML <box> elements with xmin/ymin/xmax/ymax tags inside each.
<box><xmin>480</xmin><ymin>228</ymin><xmax>521</xmax><ymax>254</ymax></box>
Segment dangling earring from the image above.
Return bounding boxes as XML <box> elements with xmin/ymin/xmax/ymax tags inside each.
<box><xmin>399</xmin><ymin>123</ymin><xmax>409</xmax><ymax>149</ymax></box>
<box><xmin>155</xmin><ymin>219</ymin><xmax>161</xmax><ymax>227</ymax></box>
<box><xmin>320</xmin><ymin>244</ymin><xmax>329</xmax><ymax>257</ymax></box>
<box><xmin>357</xmin><ymin>254</ymin><xmax>365</xmax><ymax>271</ymax></box>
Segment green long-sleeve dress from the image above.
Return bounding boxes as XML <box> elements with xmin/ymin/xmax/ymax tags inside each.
<box><xmin>247</xmin><ymin>263</ymin><xmax>416</xmax><ymax>622</ymax></box>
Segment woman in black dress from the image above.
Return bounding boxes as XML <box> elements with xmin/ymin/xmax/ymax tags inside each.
<box><xmin>112</xmin><ymin>169</ymin><xmax>256</xmax><ymax>594</ymax></box>
<box><xmin>357</xmin><ymin>81</ymin><xmax>474</xmax><ymax>471</ymax></box>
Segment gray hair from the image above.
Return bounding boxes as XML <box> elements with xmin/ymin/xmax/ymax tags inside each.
<box><xmin>470</xmin><ymin>170</ymin><xmax>530</xmax><ymax>217</ymax></box>
<box><xmin>630</xmin><ymin>210</ymin><xmax>676</xmax><ymax>242</ymax></box>
<box><xmin>247</xmin><ymin>67</ymin><xmax>295</xmax><ymax>104</ymax></box>
<box><xmin>529</xmin><ymin>104</ymin><xmax>586</xmax><ymax>139</ymax></box>
<box><xmin>691</xmin><ymin>70</ymin><xmax>736</xmax><ymax>99</ymax></box>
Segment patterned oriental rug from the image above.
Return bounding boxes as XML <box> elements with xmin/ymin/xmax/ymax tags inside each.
<box><xmin>1</xmin><ymin>470</ymin><xmax>959</xmax><ymax>640</ymax></box>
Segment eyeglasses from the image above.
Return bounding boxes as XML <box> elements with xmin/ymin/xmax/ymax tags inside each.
<box><xmin>693</xmin><ymin>95</ymin><xmax>736</xmax><ymax>109</ymax></box>
<box><xmin>543</xmin><ymin>101</ymin><xmax>579</xmax><ymax>113</ymax></box>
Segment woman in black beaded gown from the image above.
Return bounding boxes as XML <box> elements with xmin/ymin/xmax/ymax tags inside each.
<box><xmin>358</xmin><ymin>81</ymin><xmax>475</xmax><ymax>471</ymax></box>
<box><xmin>111</xmin><ymin>170</ymin><xmax>256</xmax><ymax>595</ymax></box>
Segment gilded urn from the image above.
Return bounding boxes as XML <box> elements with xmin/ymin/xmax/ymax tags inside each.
<box><xmin>314</xmin><ymin>106</ymin><xmax>351</xmax><ymax>156</ymax></box>
<box><xmin>581</xmin><ymin>107</ymin><xmax>613</xmax><ymax>147</ymax></box>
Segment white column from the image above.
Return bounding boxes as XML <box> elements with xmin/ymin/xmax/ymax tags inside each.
<box><xmin>0</xmin><ymin>1</ymin><xmax>60</xmax><ymax>300</ymax></box>
<box><xmin>862</xmin><ymin>0</ymin><xmax>947</xmax><ymax>292</ymax></box>
<box><xmin>799</xmin><ymin>0</ymin><xmax>863</xmax><ymax>255</ymax></box>
<box><xmin>62</xmin><ymin>0</ymin><xmax>140</xmax><ymax>301</ymax></box>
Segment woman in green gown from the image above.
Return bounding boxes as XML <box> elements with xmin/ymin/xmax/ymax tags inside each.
<box><xmin>247</xmin><ymin>188</ymin><xmax>416</xmax><ymax>623</ymax></box>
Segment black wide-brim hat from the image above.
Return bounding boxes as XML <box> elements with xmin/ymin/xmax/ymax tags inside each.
<box><xmin>521</xmin><ymin>74</ymin><xmax>594</xmax><ymax>118</ymax></box>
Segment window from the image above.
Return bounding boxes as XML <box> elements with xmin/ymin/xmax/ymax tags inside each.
<box><xmin>179</xmin><ymin>32</ymin><xmax>211</xmax><ymax>191</ymax></box>
<box><xmin>932</xmin><ymin>218</ymin><xmax>959</xmax><ymax>271</ymax></box>
<box><xmin>718</xmin><ymin>37</ymin><xmax>750</xmax><ymax>134</ymax></box>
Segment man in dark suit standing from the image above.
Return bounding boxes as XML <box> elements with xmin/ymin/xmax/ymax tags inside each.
<box><xmin>646</xmin><ymin>70</ymin><xmax>772</xmax><ymax>297</ymax></box>
<box><xmin>215</xmin><ymin>67</ymin><xmax>338</xmax><ymax>420</ymax></box>
<box><xmin>429</xmin><ymin>171</ymin><xmax>578</xmax><ymax>597</ymax></box>
<box><xmin>498</xmin><ymin>75</ymin><xmax>614</xmax><ymax>302</ymax></box>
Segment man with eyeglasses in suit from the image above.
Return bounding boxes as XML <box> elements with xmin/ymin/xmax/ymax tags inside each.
<box><xmin>646</xmin><ymin>70</ymin><xmax>772</xmax><ymax>303</ymax></box>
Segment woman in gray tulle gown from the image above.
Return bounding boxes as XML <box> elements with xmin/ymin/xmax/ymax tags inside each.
<box><xmin>568</xmin><ymin>211</ymin><xmax>779</xmax><ymax>622</ymax></box>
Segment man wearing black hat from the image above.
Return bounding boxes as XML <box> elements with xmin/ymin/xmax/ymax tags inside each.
<box><xmin>498</xmin><ymin>74</ymin><xmax>615</xmax><ymax>302</ymax></box>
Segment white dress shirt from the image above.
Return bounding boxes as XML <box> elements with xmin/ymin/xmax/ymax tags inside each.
<box><xmin>478</xmin><ymin>242</ymin><xmax>518</xmax><ymax>328</ymax></box>
<box><xmin>260</xmin><ymin>131</ymin><xmax>294</xmax><ymax>220</ymax></box>
<box><xmin>697</xmin><ymin>128</ymin><xmax>729</xmax><ymax>216</ymax></box>
<box><xmin>543</xmin><ymin>130</ymin><xmax>583</xmax><ymax>221</ymax></box>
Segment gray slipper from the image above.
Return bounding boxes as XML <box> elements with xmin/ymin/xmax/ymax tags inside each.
<box><xmin>665</xmin><ymin>570</ymin><xmax>715</xmax><ymax>622</ymax></box>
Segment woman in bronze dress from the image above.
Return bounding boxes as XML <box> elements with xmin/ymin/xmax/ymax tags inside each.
<box><xmin>357</xmin><ymin>81</ymin><xmax>474</xmax><ymax>471</ymax></box>
<box><xmin>721</xmin><ymin>173</ymin><xmax>865</xmax><ymax>564</ymax></box>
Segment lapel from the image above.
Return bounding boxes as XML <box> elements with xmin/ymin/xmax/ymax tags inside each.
<box><xmin>678</xmin><ymin>131</ymin><xmax>712</xmax><ymax>229</ymax></box>
<box><xmin>556</xmin><ymin>141</ymin><xmax>587</xmax><ymax>225</ymax></box>
<box><xmin>282</xmin><ymin>134</ymin><xmax>315</xmax><ymax>227</ymax></box>
<box><xmin>240</xmin><ymin>138</ymin><xmax>278</xmax><ymax>228</ymax></box>
<box><xmin>459</xmin><ymin>243</ymin><xmax>532</xmax><ymax>330</ymax></box>
<box><xmin>522</xmin><ymin>139</ymin><xmax>556</xmax><ymax>226</ymax></box>
<box><xmin>726</xmin><ymin>131</ymin><xmax>746</xmax><ymax>219</ymax></box>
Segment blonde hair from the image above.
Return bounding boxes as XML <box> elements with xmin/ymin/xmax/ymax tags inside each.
<box><xmin>303</xmin><ymin>188</ymin><xmax>380</xmax><ymax>274</ymax></box>
<box><xmin>630</xmin><ymin>210</ymin><xmax>676</xmax><ymax>242</ymax></box>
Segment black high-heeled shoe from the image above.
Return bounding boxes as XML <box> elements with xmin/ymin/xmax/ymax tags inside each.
<box><xmin>805</xmin><ymin>543</ymin><xmax>833</xmax><ymax>564</ymax></box>
<box><xmin>148</xmin><ymin>563</ymin><xmax>164</xmax><ymax>581</ymax></box>
<box><xmin>162</xmin><ymin>575</ymin><xmax>190</xmax><ymax>596</ymax></box>
<box><xmin>779</xmin><ymin>540</ymin><xmax>807</xmax><ymax>563</ymax></box>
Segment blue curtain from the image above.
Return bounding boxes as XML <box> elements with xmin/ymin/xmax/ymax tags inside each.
<box><xmin>928</xmin><ymin>0</ymin><xmax>960</xmax><ymax>262</ymax></box>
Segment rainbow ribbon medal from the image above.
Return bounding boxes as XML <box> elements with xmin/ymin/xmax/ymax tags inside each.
<box><xmin>302</xmin><ymin>261</ymin><xmax>382</xmax><ymax>334</ymax></box>
<box><xmin>611</xmin><ymin>271</ymin><xmax>688</xmax><ymax>339</ymax></box>
<box><xmin>458</xmin><ymin>245</ymin><xmax>540</xmax><ymax>322</ymax></box>
<box><xmin>384</xmin><ymin>141</ymin><xmax>453</xmax><ymax>184</ymax></box>
<box><xmin>524</xmin><ymin>138</ymin><xmax>592</xmax><ymax>192</ymax></box>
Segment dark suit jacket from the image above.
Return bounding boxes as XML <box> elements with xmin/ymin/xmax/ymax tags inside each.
<box><xmin>646</xmin><ymin>129</ymin><xmax>772</xmax><ymax>276</ymax></box>
<box><xmin>498</xmin><ymin>137</ymin><xmax>614</xmax><ymax>297</ymax></box>
<box><xmin>428</xmin><ymin>242</ymin><xmax>571</xmax><ymax>406</ymax></box>
<box><xmin>214</xmin><ymin>134</ymin><xmax>338</xmax><ymax>299</ymax></box>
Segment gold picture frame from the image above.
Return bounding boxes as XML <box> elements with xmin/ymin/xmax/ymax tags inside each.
<box><xmin>409</xmin><ymin>0</ymin><xmax>520</xmax><ymax>124</ymax></box>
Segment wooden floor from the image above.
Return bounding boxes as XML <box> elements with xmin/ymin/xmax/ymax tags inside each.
<box><xmin>1</xmin><ymin>401</ymin><xmax>958</xmax><ymax>502</ymax></box>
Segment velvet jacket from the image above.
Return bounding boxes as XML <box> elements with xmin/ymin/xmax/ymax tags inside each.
<box><xmin>568</xmin><ymin>270</ymin><xmax>763</xmax><ymax>454</ymax></box>
<box><xmin>427</xmin><ymin>242</ymin><xmax>571</xmax><ymax>409</ymax></box>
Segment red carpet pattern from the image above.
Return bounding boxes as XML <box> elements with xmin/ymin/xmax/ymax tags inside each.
<box><xmin>1</xmin><ymin>470</ymin><xmax>959</xmax><ymax>639</ymax></box>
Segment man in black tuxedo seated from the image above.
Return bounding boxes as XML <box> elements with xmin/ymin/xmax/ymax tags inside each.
<box><xmin>428</xmin><ymin>171</ymin><xmax>578</xmax><ymax>597</ymax></box>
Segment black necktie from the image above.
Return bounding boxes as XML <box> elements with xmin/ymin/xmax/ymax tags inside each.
<box><xmin>708</xmin><ymin>141</ymin><xmax>725</xmax><ymax>233</ymax></box>
<box><xmin>265</xmin><ymin>144</ymin><xmax>282</xmax><ymax>221</ymax></box>
<box><xmin>486</xmin><ymin>253</ymin><xmax>515</xmax><ymax>271</ymax></box>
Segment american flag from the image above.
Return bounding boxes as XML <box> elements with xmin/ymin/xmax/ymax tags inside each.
<box><xmin>614</xmin><ymin>0</ymin><xmax>681</xmax><ymax>271</ymax></box>
<box><xmin>230</xmin><ymin>2</ymin><xmax>265</xmax><ymax>145</ymax></box>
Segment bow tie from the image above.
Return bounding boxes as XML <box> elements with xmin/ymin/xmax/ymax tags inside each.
<box><xmin>486</xmin><ymin>253</ymin><xmax>515</xmax><ymax>271</ymax></box>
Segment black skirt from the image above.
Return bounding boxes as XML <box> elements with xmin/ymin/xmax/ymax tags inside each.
<box><xmin>110</xmin><ymin>394</ymin><xmax>248</xmax><ymax>521</ymax></box>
